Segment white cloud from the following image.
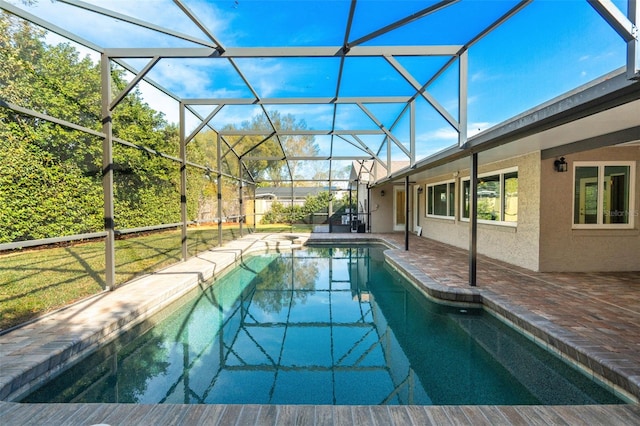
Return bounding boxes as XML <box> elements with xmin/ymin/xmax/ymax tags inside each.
<box><xmin>470</xmin><ymin>70</ymin><xmax>485</xmax><ymax>83</ymax></box>
<box><xmin>270</xmin><ymin>104</ymin><xmax>335</xmax><ymax>129</ymax></box>
<box><xmin>240</xmin><ymin>60</ymin><xmax>285</xmax><ymax>98</ymax></box>
<box><xmin>208</xmin><ymin>105</ymin><xmax>264</xmax><ymax>129</ymax></box>
<box><xmin>138</xmin><ymin>81</ymin><xmax>180</xmax><ymax>124</ymax></box>
<box><xmin>414</xmin><ymin>121</ymin><xmax>493</xmax><ymax>147</ymax></box>
<box><xmin>328</xmin><ymin>105</ymin><xmax>373</xmax><ymax>131</ymax></box>
<box><xmin>470</xmin><ymin>70</ymin><xmax>502</xmax><ymax>83</ymax></box>
<box><xmin>77</xmin><ymin>0</ymin><xmax>228</xmax><ymax>47</ymax></box>
<box><xmin>417</xmin><ymin>127</ymin><xmax>457</xmax><ymax>143</ymax></box>
<box><xmin>23</xmin><ymin>0</ymin><xmax>232</xmax><ymax>53</ymax></box>
<box><xmin>146</xmin><ymin>58</ymin><xmax>227</xmax><ymax>98</ymax></box>
<box><xmin>43</xmin><ymin>32</ymin><xmax>101</xmax><ymax>63</ymax></box>
<box><xmin>467</xmin><ymin>95</ymin><xmax>479</xmax><ymax>105</ymax></box>
<box><xmin>468</xmin><ymin>122</ymin><xmax>493</xmax><ymax>137</ymax></box>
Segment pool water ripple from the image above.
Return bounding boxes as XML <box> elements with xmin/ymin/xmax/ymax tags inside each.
<box><xmin>23</xmin><ymin>246</ymin><xmax>624</xmax><ymax>406</ymax></box>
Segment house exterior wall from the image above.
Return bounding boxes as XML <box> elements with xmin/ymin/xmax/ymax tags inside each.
<box><xmin>370</xmin><ymin>183</ymin><xmax>396</xmax><ymax>233</ymax></box>
<box><xmin>365</xmin><ymin>146</ymin><xmax>639</xmax><ymax>272</ymax></box>
<box><xmin>420</xmin><ymin>152</ymin><xmax>541</xmax><ymax>271</ymax></box>
<box><xmin>539</xmin><ymin>145</ymin><xmax>640</xmax><ymax>272</ymax></box>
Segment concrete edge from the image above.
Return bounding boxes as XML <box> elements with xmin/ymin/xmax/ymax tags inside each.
<box><xmin>0</xmin><ymin>233</ymin><xmax>309</xmax><ymax>402</ymax></box>
<box><xmin>308</xmin><ymin>233</ymin><xmax>639</xmax><ymax>403</ymax></box>
<box><xmin>2</xmin><ymin>232</ymin><xmax>638</xmax><ymax>404</ymax></box>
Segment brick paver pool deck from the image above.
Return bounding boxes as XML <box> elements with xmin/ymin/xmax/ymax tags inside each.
<box><xmin>1</xmin><ymin>232</ymin><xmax>639</xmax><ymax>425</ymax></box>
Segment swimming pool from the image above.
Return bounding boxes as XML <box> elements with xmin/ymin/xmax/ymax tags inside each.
<box><xmin>23</xmin><ymin>245</ymin><xmax>623</xmax><ymax>405</ymax></box>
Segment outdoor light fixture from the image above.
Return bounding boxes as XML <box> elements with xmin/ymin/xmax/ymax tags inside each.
<box><xmin>554</xmin><ymin>157</ymin><xmax>568</xmax><ymax>172</ymax></box>
<box><xmin>380</xmin><ymin>190</ymin><xmax>385</xmax><ymax>197</ymax></box>
<box><xmin>417</xmin><ymin>186</ymin><xmax>424</xmax><ymax>194</ymax></box>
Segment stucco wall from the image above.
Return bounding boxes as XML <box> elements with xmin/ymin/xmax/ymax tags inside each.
<box><xmin>420</xmin><ymin>152</ymin><xmax>542</xmax><ymax>271</ymax></box>
<box><xmin>539</xmin><ymin>146</ymin><xmax>640</xmax><ymax>272</ymax></box>
<box><xmin>370</xmin><ymin>183</ymin><xmax>396</xmax><ymax>233</ymax></box>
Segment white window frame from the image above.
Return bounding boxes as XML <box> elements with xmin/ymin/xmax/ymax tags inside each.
<box><xmin>572</xmin><ymin>161</ymin><xmax>636</xmax><ymax>229</ymax></box>
<box><xmin>426</xmin><ymin>180</ymin><xmax>455</xmax><ymax>220</ymax></box>
<box><xmin>460</xmin><ymin>167</ymin><xmax>518</xmax><ymax>227</ymax></box>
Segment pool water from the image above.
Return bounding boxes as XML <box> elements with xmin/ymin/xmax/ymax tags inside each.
<box><xmin>24</xmin><ymin>245</ymin><xmax>623</xmax><ymax>405</ymax></box>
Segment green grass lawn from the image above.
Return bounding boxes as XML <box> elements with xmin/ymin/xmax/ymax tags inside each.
<box><xmin>0</xmin><ymin>224</ymin><xmax>312</xmax><ymax>331</ymax></box>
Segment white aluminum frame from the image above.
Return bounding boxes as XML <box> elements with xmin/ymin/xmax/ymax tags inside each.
<box><xmin>572</xmin><ymin>161</ymin><xmax>637</xmax><ymax>229</ymax></box>
<box><xmin>1</xmin><ymin>0</ymin><xmax>638</xmax><ymax>288</ymax></box>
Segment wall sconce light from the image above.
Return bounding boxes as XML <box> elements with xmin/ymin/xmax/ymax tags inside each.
<box><xmin>417</xmin><ymin>186</ymin><xmax>424</xmax><ymax>194</ymax></box>
<box><xmin>554</xmin><ymin>157</ymin><xmax>568</xmax><ymax>173</ymax></box>
<box><xmin>380</xmin><ymin>190</ymin><xmax>385</xmax><ymax>197</ymax></box>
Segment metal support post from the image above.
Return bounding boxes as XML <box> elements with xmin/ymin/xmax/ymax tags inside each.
<box><xmin>328</xmin><ymin>175</ymin><xmax>333</xmax><ymax>233</ymax></box>
<box><xmin>349</xmin><ymin>184</ymin><xmax>353</xmax><ymax>231</ymax></box>
<box><xmin>410</xmin><ymin>100</ymin><xmax>416</xmax><ymax>167</ymax></box>
<box><xmin>405</xmin><ymin>176</ymin><xmax>409</xmax><ymax>251</ymax></box>
<box><xmin>356</xmin><ymin>181</ymin><xmax>360</xmax><ymax>231</ymax></box>
<box><xmin>101</xmin><ymin>53</ymin><xmax>115</xmax><ymax>291</ymax></box>
<box><xmin>469</xmin><ymin>152</ymin><xmax>478</xmax><ymax>286</ymax></box>
<box><xmin>367</xmin><ymin>186</ymin><xmax>371</xmax><ymax>232</ymax></box>
<box><xmin>588</xmin><ymin>0</ymin><xmax>640</xmax><ymax>79</ymax></box>
<box><xmin>179</xmin><ymin>102</ymin><xmax>188</xmax><ymax>260</ymax></box>
<box><xmin>387</xmin><ymin>137</ymin><xmax>392</xmax><ymax>178</ymax></box>
<box><xmin>458</xmin><ymin>50</ymin><xmax>468</xmax><ymax>147</ymax></box>
<box><xmin>630</xmin><ymin>0</ymin><xmax>640</xmax><ymax>79</ymax></box>
<box><xmin>239</xmin><ymin>161</ymin><xmax>243</xmax><ymax>237</ymax></box>
<box><xmin>416</xmin><ymin>186</ymin><xmax>420</xmax><ymax>227</ymax></box>
<box><xmin>217</xmin><ymin>133</ymin><xmax>223</xmax><ymax>246</ymax></box>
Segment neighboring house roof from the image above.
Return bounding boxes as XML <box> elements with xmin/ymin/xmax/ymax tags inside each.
<box><xmin>351</xmin><ymin>160</ymin><xmax>411</xmax><ymax>184</ymax></box>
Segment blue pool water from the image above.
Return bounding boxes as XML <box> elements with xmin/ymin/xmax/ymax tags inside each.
<box><xmin>24</xmin><ymin>245</ymin><xmax>623</xmax><ymax>405</ymax></box>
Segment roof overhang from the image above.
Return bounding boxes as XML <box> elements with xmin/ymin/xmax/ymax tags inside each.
<box><xmin>376</xmin><ymin>68</ymin><xmax>640</xmax><ymax>184</ymax></box>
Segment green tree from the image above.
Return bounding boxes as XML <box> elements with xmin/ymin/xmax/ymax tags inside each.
<box><xmin>111</xmin><ymin>98</ymin><xmax>182</xmax><ymax>228</ymax></box>
<box><xmin>0</xmin><ymin>131</ymin><xmax>103</xmax><ymax>241</ymax></box>
<box><xmin>223</xmin><ymin>111</ymin><xmax>319</xmax><ymax>184</ymax></box>
<box><xmin>1</xmin><ymin>11</ymin><xmax>321</xmax><ymax>241</ymax></box>
<box><xmin>0</xmin><ymin>12</ymin><xmax>104</xmax><ymax>241</ymax></box>
<box><xmin>250</xmin><ymin>256</ymin><xmax>320</xmax><ymax>313</ymax></box>
<box><xmin>260</xmin><ymin>191</ymin><xmax>331</xmax><ymax>224</ymax></box>
<box><xmin>0</xmin><ymin>11</ymin><xmax>191</xmax><ymax>238</ymax></box>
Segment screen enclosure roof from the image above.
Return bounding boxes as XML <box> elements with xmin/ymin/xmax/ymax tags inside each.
<box><xmin>2</xmin><ymin>0</ymin><xmax>637</xmax><ymax>184</ymax></box>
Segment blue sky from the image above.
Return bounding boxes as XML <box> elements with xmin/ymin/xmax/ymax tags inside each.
<box><xmin>13</xmin><ymin>0</ymin><xmax>629</xmax><ymax>163</ymax></box>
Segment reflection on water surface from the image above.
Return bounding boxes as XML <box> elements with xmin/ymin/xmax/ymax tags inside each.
<box><xmin>24</xmin><ymin>246</ymin><xmax>623</xmax><ymax>405</ymax></box>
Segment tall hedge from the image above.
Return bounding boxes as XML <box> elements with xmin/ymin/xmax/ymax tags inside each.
<box><xmin>0</xmin><ymin>12</ymin><xmax>206</xmax><ymax>242</ymax></box>
<box><xmin>261</xmin><ymin>191</ymin><xmax>334</xmax><ymax>224</ymax></box>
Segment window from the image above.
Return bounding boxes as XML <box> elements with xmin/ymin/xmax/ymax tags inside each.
<box><xmin>462</xmin><ymin>168</ymin><xmax>518</xmax><ymax>225</ymax></box>
<box><xmin>427</xmin><ymin>181</ymin><xmax>455</xmax><ymax>218</ymax></box>
<box><xmin>573</xmin><ymin>162</ymin><xmax>635</xmax><ymax>228</ymax></box>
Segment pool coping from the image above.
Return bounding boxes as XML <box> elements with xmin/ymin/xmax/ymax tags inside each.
<box><xmin>0</xmin><ymin>231</ymin><xmax>638</xmax><ymax>421</ymax></box>
<box><xmin>0</xmin><ymin>233</ymin><xmax>309</xmax><ymax>402</ymax></box>
<box><xmin>1</xmin><ymin>400</ymin><xmax>640</xmax><ymax>425</ymax></box>
<box><xmin>308</xmin><ymin>234</ymin><xmax>640</xmax><ymax>403</ymax></box>
<box><xmin>384</xmin><ymin>252</ymin><xmax>640</xmax><ymax>403</ymax></box>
